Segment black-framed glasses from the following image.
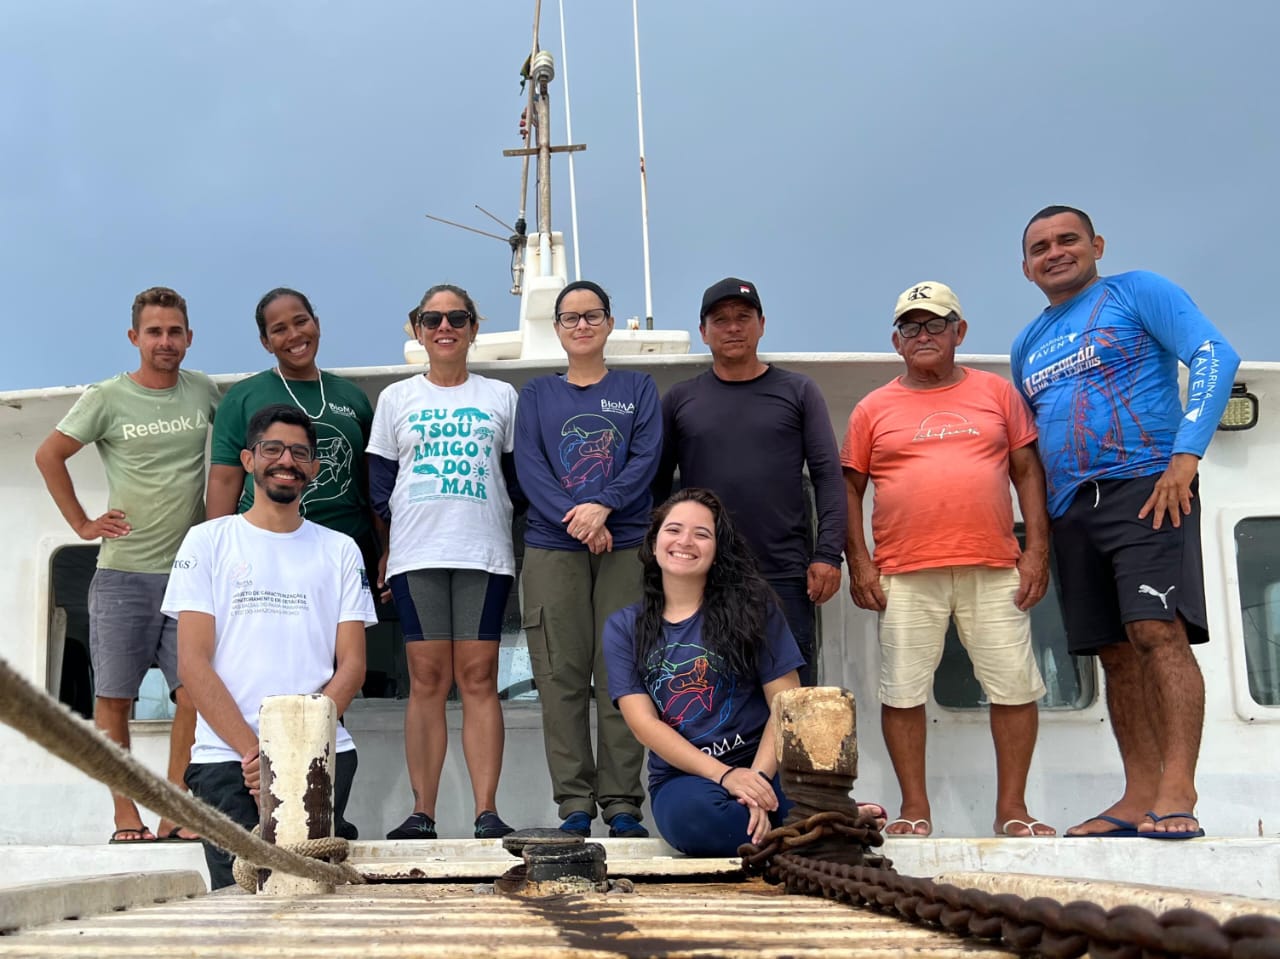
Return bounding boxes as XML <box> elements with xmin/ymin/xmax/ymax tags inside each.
<box><xmin>554</xmin><ymin>308</ymin><xmax>608</xmax><ymax>329</ymax></box>
<box><xmin>416</xmin><ymin>309</ymin><xmax>472</xmax><ymax>330</ymax></box>
<box><xmin>253</xmin><ymin>440</ymin><xmax>316</xmax><ymax>464</ymax></box>
<box><xmin>895</xmin><ymin>314</ymin><xmax>955</xmax><ymax>339</ymax></box>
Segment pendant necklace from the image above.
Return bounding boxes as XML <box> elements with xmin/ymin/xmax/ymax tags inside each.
<box><xmin>275</xmin><ymin>366</ymin><xmax>326</xmax><ymax>419</ymax></box>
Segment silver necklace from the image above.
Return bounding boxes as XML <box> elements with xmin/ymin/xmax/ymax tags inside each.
<box><xmin>275</xmin><ymin>366</ymin><xmax>326</xmax><ymax>419</ymax></box>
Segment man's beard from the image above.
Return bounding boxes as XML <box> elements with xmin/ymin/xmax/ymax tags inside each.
<box><xmin>257</xmin><ymin>466</ymin><xmax>307</xmax><ymax>504</ymax></box>
<box><xmin>265</xmin><ymin>485</ymin><xmax>301</xmax><ymax>504</ymax></box>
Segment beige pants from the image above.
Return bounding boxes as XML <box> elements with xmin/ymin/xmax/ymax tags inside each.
<box><xmin>878</xmin><ymin>565</ymin><xmax>1046</xmax><ymax>708</ymax></box>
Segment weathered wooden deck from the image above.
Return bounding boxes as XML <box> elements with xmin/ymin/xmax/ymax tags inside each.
<box><xmin>0</xmin><ymin>877</ymin><xmax>1017</xmax><ymax>958</ymax></box>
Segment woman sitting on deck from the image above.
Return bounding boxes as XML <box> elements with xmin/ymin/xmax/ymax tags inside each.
<box><xmin>602</xmin><ymin>488</ymin><xmax>810</xmax><ymax>856</ymax></box>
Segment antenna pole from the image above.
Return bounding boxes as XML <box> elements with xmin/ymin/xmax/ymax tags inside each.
<box><xmin>515</xmin><ymin>2</ymin><xmax>543</xmax><ymax>253</ymax></box>
<box><xmin>558</xmin><ymin>0</ymin><xmax>581</xmax><ymax>280</ymax></box>
<box><xmin>632</xmin><ymin>0</ymin><xmax>654</xmax><ymax>329</ymax></box>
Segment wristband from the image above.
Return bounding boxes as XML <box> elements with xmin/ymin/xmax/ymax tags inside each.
<box><xmin>757</xmin><ymin>770</ymin><xmax>772</xmax><ymax>782</ymax></box>
<box><xmin>718</xmin><ymin>767</ymin><xmax>734</xmax><ymax>786</ymax></box>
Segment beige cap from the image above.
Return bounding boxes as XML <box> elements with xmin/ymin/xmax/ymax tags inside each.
<box><xmin>893</xmin><ymin>281</ymin><xmax>964</xmax><ymax>324</ymax></box>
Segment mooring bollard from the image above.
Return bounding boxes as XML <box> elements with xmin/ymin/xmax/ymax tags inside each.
<box><xmin>258</xmin><ymin>694</ymin><xmax>337</xmax><ymax>895</ymax></box>
<box><xmin>772</xmin><ymin>686</ymin><xmax>859</xmax><ymax>820</ymax></box>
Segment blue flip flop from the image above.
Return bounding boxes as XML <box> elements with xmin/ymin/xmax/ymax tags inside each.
<box><xmin>1140</xmin><ymin>811</ymin><xmax>1205</xmax><ymax>840</ymax></box>
<box><xmin>1066</xmin><ymin>813</ymin><xmax>1140</xmax><ymax>837</ymax></box>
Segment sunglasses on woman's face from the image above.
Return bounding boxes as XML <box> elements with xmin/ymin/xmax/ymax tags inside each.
<box><xmin>417</xmin><ymin>309</ymin><xmax>472</xmax><ymax>330</ymax></box>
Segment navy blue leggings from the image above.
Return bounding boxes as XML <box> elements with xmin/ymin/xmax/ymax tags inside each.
<box><xmin>652</xmin><ymin>770</ymin><xmax>792</xmax><ymax>857</ymax></box>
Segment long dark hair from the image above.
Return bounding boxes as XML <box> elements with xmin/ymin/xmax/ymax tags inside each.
<box><xmin>635</xmin><ymin>488</ymin><xmax>772</xmax><ymax>680</ymax></box>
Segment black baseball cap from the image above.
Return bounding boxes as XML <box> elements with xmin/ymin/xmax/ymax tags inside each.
<box><xmin>700</xmin><ymin>277</ymin><xmax>763</xmax><ymax>320</ymax></box>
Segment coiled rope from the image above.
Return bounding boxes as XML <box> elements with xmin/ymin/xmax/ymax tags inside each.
<box><xmin>0</xmin><ymin>655</ymin><xmax>364</xmax><ymax>891</ymax></box>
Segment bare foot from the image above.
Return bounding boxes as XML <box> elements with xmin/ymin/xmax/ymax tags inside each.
<box><xmin>855</xmin><ymin>802</ymin><xmax>888</xmax><ymax>830</ymax></box>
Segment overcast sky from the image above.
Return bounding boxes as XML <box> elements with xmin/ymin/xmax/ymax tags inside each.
<box><xmin>2</xmin><ymin>0</ymin><xmax>1276</xmax><ymax>391</ymax></box>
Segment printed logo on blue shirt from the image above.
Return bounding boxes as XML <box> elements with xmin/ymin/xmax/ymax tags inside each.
<box><xmin>558</xmin><ymin>414</ymin><xmax>623</xmax><ymax>493</ymax></box>
<box><xmin>647</xmin><ymin>642</ymin><xmax>736</xmax><ymax>740</ymax></box>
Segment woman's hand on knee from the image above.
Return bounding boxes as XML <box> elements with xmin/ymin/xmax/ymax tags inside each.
<box><xmin>746</xmin><ymin>804</ymin><xmax>772</xmax><ymax>844</ymax></box>
<box><xmin>719</xmin><ymin>766</ymin><xmax>777</xmax><ymax>811</ymax></box>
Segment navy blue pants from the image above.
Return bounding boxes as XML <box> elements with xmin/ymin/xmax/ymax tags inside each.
<box><xmin>652</xmin><ymin>770</ymin><xmax>791</xmax><ymax>857</ymax></box>
<box><xmin>768</xmin><ymin>577</ymin><xmax>816</xmax><ymax>686</ymax></box>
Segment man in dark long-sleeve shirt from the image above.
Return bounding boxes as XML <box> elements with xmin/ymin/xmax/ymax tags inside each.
<box><xmin>655</xmin><ymin>277</ymin><xmax>846</xmax><ymax>685</ymax></box>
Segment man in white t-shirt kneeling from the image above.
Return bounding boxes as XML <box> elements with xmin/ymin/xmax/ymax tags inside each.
<box><xmin>163</xmin><ymin>403</ymin><xmax>376</xmax><ymax>889</ymax></box>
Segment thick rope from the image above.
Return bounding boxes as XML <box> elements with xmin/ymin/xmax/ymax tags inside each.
<box><xmin>0</xmin><ymin>655</ymin><xmax>363</xmax><ymax>889</ymax></box>
<box><xmin>231</xmin><ymin>827</ymin><xmax>354</xmax><ymax>893</ymax></box>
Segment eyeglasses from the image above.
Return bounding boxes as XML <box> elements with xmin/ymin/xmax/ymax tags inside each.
<box><xmin>417</xmin><ymin>309</ymin><xmax>473</xmax><ymax>330</ymax></box>
<box><xmin>253</xmin><ymin>440</ymin><xmax>316</xmax><ymax>464</ymax></box>
<box><xmin>554</xmin><ymin>308</ymin><xmax>608</xmax><ymax>329</ymax></box>
<box><xmin>895</xmin><ymin>315</ymin><xmax>956</xmax><ymax>339</ymax></box>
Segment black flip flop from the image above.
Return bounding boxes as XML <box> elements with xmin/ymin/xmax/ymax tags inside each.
<box><xmin>159</xmin><ymin>827</ymin><xmax>201</xmax><ymax>842</ymax></box>
<box><xmin>109</xmin><ymin>826</ymin><xmax>157</xmax><ymax>843</ymax></box>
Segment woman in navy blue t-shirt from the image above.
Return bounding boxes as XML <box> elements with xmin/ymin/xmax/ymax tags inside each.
<box><xmin>603</xmin><ymin>487</ymin><xmax>805</xmax><ymax>856</ymax></box>
<box><xmin>514</xmin><ymin>280</ymin><xmax>661</xmax><ymax>839</ymax></box>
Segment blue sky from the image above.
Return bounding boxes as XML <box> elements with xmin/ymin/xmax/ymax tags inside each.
<box><xmin>2</xmin><ymin>0</ymin><xmax>1276</xmax><ymax>390</ymax></box>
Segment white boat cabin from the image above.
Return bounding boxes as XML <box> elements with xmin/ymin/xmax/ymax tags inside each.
<box><xmin>2</xmin><ymin>352</ymin><xmax>1277</xmax><ymax>852</ymax></box>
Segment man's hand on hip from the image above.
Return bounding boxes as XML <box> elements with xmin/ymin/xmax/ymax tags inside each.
<box><xmin>1138</xmin><ymin>453</ymin><xmax>1200</xmax><ymax>530</ymax></box>
<box><xmin>78</xmin><ymin>509</ymin><xmax>131</xmax><ymax>540</ymax></box>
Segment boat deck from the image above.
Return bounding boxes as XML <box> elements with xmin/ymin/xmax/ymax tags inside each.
<box><xmin>0</xmin><ymin>875</ymin><xmax>1022</xmax><ymax>958</ymax></box>
<box><xmin>4</xmin><ymin>838</ymin><xmax>1280</xmax><ymax>957</ymax></box>
<box><xmin>5</xmin><ymin>835</ymin><xmax>1280</xmax><ymax>898</ymax></box>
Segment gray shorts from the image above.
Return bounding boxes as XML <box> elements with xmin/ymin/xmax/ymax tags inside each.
<box><xmin>392</xmin><ymin>569</ymin><xmax>513</xmax><ymax>642</ymax></box>
<box><xmin>87</xmin><ymin>568</ymin><xmax>179</xmax><ymax>699</ymax></box>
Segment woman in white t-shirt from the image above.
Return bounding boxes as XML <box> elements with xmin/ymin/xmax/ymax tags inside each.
<box><xmin>367</xmin><ymin>284</ymin><xmax>520</xmax><ymax>841</ymax></box>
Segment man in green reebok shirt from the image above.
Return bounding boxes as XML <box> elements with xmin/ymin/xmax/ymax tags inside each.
<box><xmin>35</xmin><ymin>286</ymin><xmax>221</xmax><ymax>843</ymax></box>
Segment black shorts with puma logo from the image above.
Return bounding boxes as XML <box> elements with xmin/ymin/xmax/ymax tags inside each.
<box><xmin>1050</xmin><ymin>474</ymin><xmax>1209</xmax><ymax>655</ymax></box>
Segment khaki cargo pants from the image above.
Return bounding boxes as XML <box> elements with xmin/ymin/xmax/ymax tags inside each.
<box><xmin>521</xmin><ymin>545</ymin><xmax>646</xmax><ymax>822</ymax></box>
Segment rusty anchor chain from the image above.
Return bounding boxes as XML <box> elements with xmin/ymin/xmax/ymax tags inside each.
<box><xmin>740</xmin><ymin>811</ymin><xmax>1280</xmax><ymax>959</ymax></box>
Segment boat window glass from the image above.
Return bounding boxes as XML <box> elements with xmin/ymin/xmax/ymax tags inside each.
<box><xmin>47</xmin><ymin>545</ymin><xmax>179</xmax><ymax>721</ymax></box>
<box><xmin>49</xmin><ymin>545</ymin><xmax>99</xmax><ymax>721</ymax></box>
<box><xmin>49</xmin><ymin>537</ymin><xmax>542</xmax><ymax>718</ymax></box>
<box><xmin>932</xmin><ymin>526</ymin><xmax>1095</xmax><ymax>711</ymax></box>
<box><xmin>1236</xmin><ymin>517</ymin><xmax>1280</xmax><ymax>707</ymax></box>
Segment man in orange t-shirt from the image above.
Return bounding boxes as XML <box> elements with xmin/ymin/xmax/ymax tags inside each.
<box><xmin>842</xmin><ymin>281</ymin><xmax>1054</xmax><ymax>839</ymax></box>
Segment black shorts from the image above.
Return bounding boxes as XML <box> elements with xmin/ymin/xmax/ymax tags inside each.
<box><xmin>1051</xmin><ymin>474</ymin><xmax>1209</xmax><ymax>655</ymax></box>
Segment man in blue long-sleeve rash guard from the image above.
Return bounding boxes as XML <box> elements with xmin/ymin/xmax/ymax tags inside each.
<box><xmin>1013</xmin><ymin>205</ymin><xmax>1240</xmax><ymax>840</ymax></box>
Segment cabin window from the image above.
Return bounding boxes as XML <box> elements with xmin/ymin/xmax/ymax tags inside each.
<box><xmin>48</xmin><ymin>545</ymin><xmax>179</xmax><ymax>721</ymax></box>
<box><xmin>932</xmin><ymin>526</ymin><xmax>1095</xmax><ymax>711</ymax></box>
<box><xmin>49</xmin><ymin>541</ymin><xmax>540</xmax><ymax>717</ymax></box>
<box><xmin>1236</xmin><ymin>517</ymin><xmax>1280</xmax><ymax>707</ymax></box>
